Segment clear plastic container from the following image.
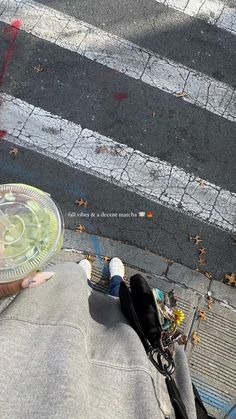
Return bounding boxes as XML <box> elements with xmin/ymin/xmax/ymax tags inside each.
<box><xmin>0</xmin><ymin>184</ymin><xmax>64</xmax><ymax>282</ymax></box>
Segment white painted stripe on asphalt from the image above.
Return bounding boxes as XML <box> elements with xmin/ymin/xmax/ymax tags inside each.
<box><xmin>155</xmin><ymin>0</ymin><xmax>236</xmax><ymax>35</ymax></box>
<box><xmin>0</xmin><ymin>0</ymin><xmax>235</xmax><ymax>122</ymax></box>
<box><xmin>1</xmin><ymin>94</ymin><xmax>236</xmax><ymax>233</ymax></box>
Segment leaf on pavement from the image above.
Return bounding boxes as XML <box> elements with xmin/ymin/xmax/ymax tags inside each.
<box><xmin>193</xmin><ymin>235</ymin><xmax>203</xmax><ymax>245</ymax></box>
<box><xmin>224</xmin><ymin>272</ymin><xmax>236</xmax><ymax>286</ymax></box>
<box><xmin>175</xmin><ymin>91</ymin><xmax>188</xmax><ymax>98</ymax></box>
<box><xmin>75</xmin><ymin>198</ymin><xmax>88</xmax><ymax>207</ymax></box>
<box><xmin>199</xmin><ymin>179</ymin><xmax>206</xmax><ymax>187</ymax></box>
<box><xmin>75</xmin><ymin>224</ymin><xmax>86</xmax><ymax>233</ymax></box>
<box><xmin>9</xmin><ymin>147</ymin><xmax>19</xmax><ymax>156</ymax></box>
<box><xmin>33</xmin><ymin>64</ymin><xmax>45</xmax><ymax>73</ymax></box>
<box><xmin>198</xmin><ymin>309</ymin><xmax>206</xmax><ymax>320</ymax></box>
<box><xmin>96</xmin><ymin>145</ymin><xmax>111</xmax><ymax>154</ymax></box>
<box><xmin>198</xmin><ymin>247</ymin><xmax>206</xmax><ymax>256</ymax></box>
<box><xmin>103</xmin><ymin>255</ymin><xmax>111</xmax><ymax>262</ymax></box>
<box><xmin>198</xmin><ymin>256</ymin><xmax>206</xmax><ymax>265</ymax></box>
<box><xmin>151</xmin><ymin>112</ymin><xmax>157</xmax><ymax>117</ymax></box>
<box><xmin>192</xmin><ymin>331</ymin><xmax>200</xmax><ymax>345</ymax></box>
<box><xmin>204</xmin><ymin>271</ymin><xmax>213</xmax><ymax>279</ymax></box>
<box><xmin>207</xmin><ymin>296</ymin><xmax>214</xmax><ymax>309</ymax></box>
<box><xmin>86</xmin><ymin>254</ymin><xmax>96</xmax><ymax>262</ymax></box>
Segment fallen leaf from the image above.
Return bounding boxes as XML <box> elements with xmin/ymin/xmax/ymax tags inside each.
<box><xmin>75</xmin><ymin>198</ymin><xmax>88</xmax><ymax>207</ymax></box>
<box><xmin>204</xmin><ymin>271</ymin><xmax>213</xmax><ymax>279</ymax></box>
<box><xmin>151</xmin><ymin>112</ymin><xmax>157</xmax><ymax>117</ymax></box>
<box><xmin>33</xmin><ymin>64</ymin><xmax>45</xmax><ymax>73</ymax></box>
<box><xmin>86</xmin><ymin>254</ymin><xmax>96</xmax><ymax>262</ymax></box>
<box><xmin>207</xmin><ymin>296</ymin><xmax>214</xmax><ymax>309</ymax></box>
<box><xmin>199</xmin><ymin>179</ymin><xmax>206</xmax><ymax>187</ymax></box>
<box><xmin>96</xmin><ymin>145</ymin><xmax>111</xmax><ymax>154</ymax></box>
<box><xmin>224</xmin><ymin>272</ymin><xmax>236</xmax><ymax>286</ymax></box>
<box><xmin>195</xmin><ymin>268</ymin><xmax>200</xmax><ymax>272</ymax></box>
<box><xmin>198</xmin><ymin>247</ymin><xmax>206</xmax><ymax>256</ymax></box>
<box><xmin>175</xmin><ymin>91</ymin><xmax>188</xmax><ymax>98</ymax></box>
<box><xmin>198</xmin><ymin>309</ymin><xmax>206</xmax><ymax>320</ymax></box>
<box><xmin>0</xmin><ymin>129</ymin><xmax>7</xmax><ymax>138</ymax></box>
<box><xmin>192</xmin><ymin>331</ymin><xmax>200</xmax><ymax>345</ymax></box>
<box><xmin>9</xmin><ymin>147</ymin><xmax>19</xmax><ymax>156</ymax></box>
<box><xmin>193</xmin><ymin>235</ymin><xmax>203</xmax><ymax>245</ymax></box>
<box><xmin>164</xmin><ymin>257</ymin><xmax>174</xmax><ymax>264</ymax></box>
<box><xmin>103</xmin><ymin>255</ymin><xmax>111</xmax><ymax>262</ymax></box>
<box><xmin>75</xmin><ymin>224</ymin><xmax>86</xmax><ymax>233</ymax></box>
<box><xmin>198</xmin><ymin>256</ymin><xmax>206</xmax><ymax>265</ymax></box>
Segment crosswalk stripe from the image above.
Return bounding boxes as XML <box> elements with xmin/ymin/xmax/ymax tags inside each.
<box><xmin>155</xmin><ymin>0</ymin><xmax>236</xmax><ymax>35</ymax></box>
<box><xmin>1</xmin><ymin>93</ymin><xmax>236</xmax><ymax>234</ymax></box>
<box><xmin>0</xmin><ymin>0</ymin><xmax>235</xmax><ymax>123</ymax></box>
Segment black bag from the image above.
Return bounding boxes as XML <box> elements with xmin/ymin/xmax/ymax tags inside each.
<box><xmin>119</xmin><ymin>274</ymin><xmax>215</xmax><ymax>419</ymax></box>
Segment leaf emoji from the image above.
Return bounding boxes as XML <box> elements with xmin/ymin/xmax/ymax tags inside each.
<box><xmin>198</xmin><ymin>309</ymin><xmax>206</xmax><ymax>320</ymax></box>
<box><xmin>33</xmin><ymin>64</ymin><xmax>45</xmax><ymax>73</ymax></box>
<box><xmin>192</xmin><ymin>331</ymin><xmax>200</xmax><ymax>345</ymax></box>
<box><xmin>175</xmin><ymin>91</ymin><xmax>188</xmax><ymax>98</ymax></box>
<box><xmin>75</xmin><ymin>224</ymin><xmax>86</xmax><ymax>233</ymax></box>
<box><xmin>9</xmin><ymin>147</ymin><xmax>19</xmax><ymax>156</ymax></box>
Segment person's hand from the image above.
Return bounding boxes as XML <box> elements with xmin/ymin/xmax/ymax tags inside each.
<box><xmin>0</xmin><ymin>271</ymin><xmax>55</xmax><ymax>300</ymax></box>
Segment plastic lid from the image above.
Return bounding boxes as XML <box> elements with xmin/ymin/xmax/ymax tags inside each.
<box><xmin>0</xmin><ymin>184</ymin><xmax>64</xmax><ymax>282</ymax></box>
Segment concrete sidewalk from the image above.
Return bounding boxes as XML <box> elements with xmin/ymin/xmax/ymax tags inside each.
<box><xmin>50</xmin><ymin>229</ymin><xmax>236</xmax><ymax>419</ymax></box>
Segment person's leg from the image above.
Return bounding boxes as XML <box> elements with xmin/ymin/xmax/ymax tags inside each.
<box><xmin>108</xmin><ymin>258</ymin><xmax>125</xmax><ymax>297</ymax></box>
<box><xmin>77</xmin><ymin>259</ymin><xmax>93</xmax><ymax>289</ymax></box>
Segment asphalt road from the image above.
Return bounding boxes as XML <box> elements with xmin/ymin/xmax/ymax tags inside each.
<box><xmin>0</xmin><ymin>0</ymin><xmax>235</xmax><ymax>280</ymax></box>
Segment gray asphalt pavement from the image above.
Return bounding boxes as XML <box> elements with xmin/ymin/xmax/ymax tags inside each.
<box><xmin>0</xmin><ymin>0</ymin><xmax>235</xmax><ymax>281</ymax></box>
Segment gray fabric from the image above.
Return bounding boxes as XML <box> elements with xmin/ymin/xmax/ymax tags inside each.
<box><xmin>0</xmin><ymin>262</ymin><xmax>195</xmax><ymax>419</ymax></box>
<box><xmin>173</xmin><ymin>345</ymin><xmax>197</xmax><ymax>419</ymax></box>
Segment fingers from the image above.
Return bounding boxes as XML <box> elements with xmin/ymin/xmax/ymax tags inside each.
<box><xmin>21</xmin><ymin>271</ymin><xmax>55</xmax><ymax>289</ymax></box>
<box><xmin>0</xmin><ymin>277</ymin><xmax>26</xmax><ymax>299</ymax></box>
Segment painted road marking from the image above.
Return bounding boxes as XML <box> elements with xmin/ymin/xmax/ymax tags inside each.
<box><xmin>1</xmin><ymin>94</ymin><xmax>236</xmax><ymax>234</ymax></box>
<box><xmin>0</xmin><ymin>0</ymin><xmax>235</xmax><ymax>122</ymax></box>
<box><xmin>155</xmin><ymin>0</ymin><xmax>236</xmax><ymax>36</ymax></box>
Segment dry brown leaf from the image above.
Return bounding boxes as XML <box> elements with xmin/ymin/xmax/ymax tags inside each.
<box><xmin>199</xmin><ymin>179</ymin><xmax>206</xmax><ymax>187</ymax></box>
<box><xmin>198</xmin><ymin>247</ymin><xmax>206</xmax><ymax>256</ymax></box>
<box><xmin>75</xmin><ymin>224</ymin><xmax>86</xmax><ymax>233</ymax></box>
<box><xmin>103</xmin><ymin>255</ymin><xmax>111</xmax><ymax>262</ymax></box>
<box><xmin>198</xmin><ymin>309</ymin><xmax>206</xmax><ymax>320</ymax></box>
<box><xmin>193</xmin><ymin>235</ymin><xmax>203</xmax><ymax>245</ymax></box>
<box><xmin>207</xmin><ymin>296</ymin><xmax>214</xmax><ymax>309</ymax></box>
<box><xmin>192</xmin><ymin>331</ymin><xmax>200</xmax><ymax>345</ymax></box>
<box><xmin>86</xmin><ymin>254</ymin><xmax>96</xmax><ymax>262</ymax></box>
<box><xmin>224</xmin><ymin>272</ymin><xmax>236</xmax><ymax>286</ymax></box>
<box><xmin>96</xmin><ymin>145</ymin><xmax>111</xmax><ymax>154</ymax></box>
<box><xmin>9</xmin><ymin>147</ymin><xmax>19</xmax><ymax>156</ymax></box>
<box><xmin>75</xmin><ymin>198</ymin><xmax>88</xmax><ymax>207</ymax></box>
<box><xmin>175</xmin><ymin>91</ymin><xmax>188</xmax><ymax>98</ymax></box>
<box><xmin>198</xmin><ymin>256</ymin><xmax>206</xmax><ymax>265</ymax></box>
<box><xmin>33</xmin><ymin>64</ymin><xmax>45</xmax><ymax>73</ymax></box>
<box><xmin>164</xmin><ymin>257</ymin><xmax>174</xmax><ymax>264</ymax></box>
<box><xmin>204</xmin><ymin>271</ymin><xmax>213</xmax><ymax>279</ymax></box>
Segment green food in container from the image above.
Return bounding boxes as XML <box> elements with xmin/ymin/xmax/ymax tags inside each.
<box><xmin>0</xmin><ymin>184</ymin><xmax>64</xmax><ymax>282</ymax></box>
